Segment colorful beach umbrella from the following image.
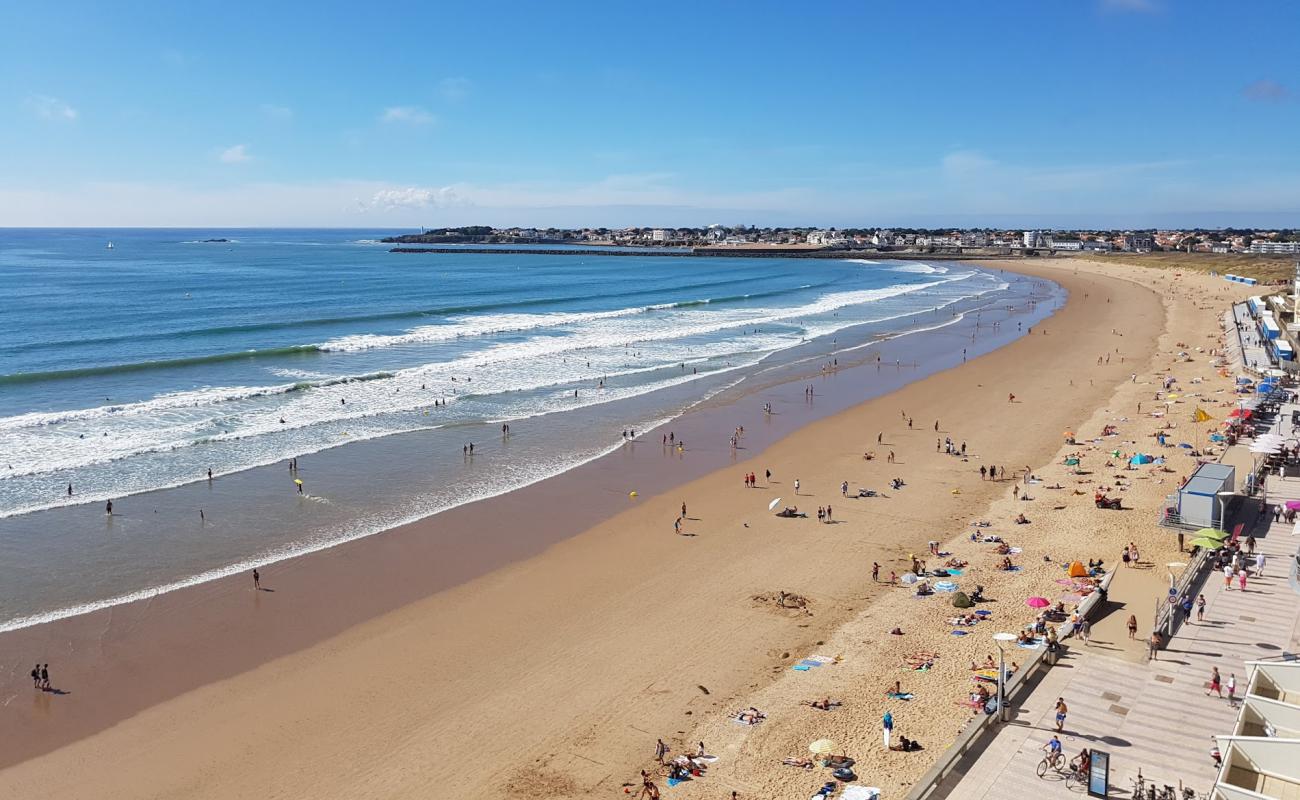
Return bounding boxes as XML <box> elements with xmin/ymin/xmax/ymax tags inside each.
<box><xmin>1189</xmin><ymin>537</ymin><xmax>1223</xmax><ymax>550</ymax></box>
<box><xmin>1026</xmin><ymin>596</ymin><xmax>1050</xmax><ymax>608</ymax></box>
<box><xmin>809</xmin><ymin>739</ymin><xmax>837</xmax><ymax>755</ymax></box>
<box><xmin>1286</xmin><ymin>500</ymin><xmax>1300</xmax><ymax>511</ymax></box>
<box><xmin>1194</xmin><ymin>528</ymin><xmax>1228</xmax><ymax>541</ymax></box>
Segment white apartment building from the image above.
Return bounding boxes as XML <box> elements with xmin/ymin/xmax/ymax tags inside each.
<box><xmin>1250</xmin><ymin>240</ymin><xmax>1300</xmax><ymax>254</ymax></box>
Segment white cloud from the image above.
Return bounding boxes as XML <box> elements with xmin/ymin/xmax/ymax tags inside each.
<box><xmin>941</xmin><ymin>150</ymin><xmax>996</xmax><ymax>176</ymax></box>
<box><xmin>361</xmin><ymin>186</ymin><xmax>465</xmax><ymax>211</ymax></box>
<box><xmin>29</xmin><ymin>95</ymin><xmax>78</xmax><ymax>121</ymax></box>
<box><xmin>218</xmin><ymin>144</ymin><xmax>252</xmax><ymax>164</ymax></box>
<box><xmin>261</xmin><ymin>103</ymin><xmax>293</xmax><ymax>120</ymax></box>
<box><xmin>380</xmin><ymin>106</ymin><xmax>435</xmax><ymax>125</ymax></box>
<box><xmin>437</xmin><ymin>77</ymin><xmax>472</xmax><ymax>102</ymax></box>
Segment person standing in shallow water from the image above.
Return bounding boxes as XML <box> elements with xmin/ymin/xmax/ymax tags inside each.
<box><xmin>105</xmin><ymin>499</ymin><xmax>113</xmax><ymax>515</ymax></box>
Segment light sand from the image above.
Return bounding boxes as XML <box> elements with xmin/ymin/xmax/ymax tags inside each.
<box><xmin>0</xmin><ymin>259</ymin><xmax>1254</xmax><ymax>799</ymax></box>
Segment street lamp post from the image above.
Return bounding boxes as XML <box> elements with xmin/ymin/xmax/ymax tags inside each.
<box><xmin>992</xmin><ymin>632</ymin><xmax>1018</xmax><ymax>723</ymax></box>
<box><xmin>1217</xmin><ymin>490</ymin><xmax>1235</xmax><ymax>532</ymax></box>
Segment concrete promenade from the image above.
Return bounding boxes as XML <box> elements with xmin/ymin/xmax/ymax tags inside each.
<box><xmin>931</xmin><ymin>517</ymin><xmax>1300</xmax><ymax>799</ymax></box>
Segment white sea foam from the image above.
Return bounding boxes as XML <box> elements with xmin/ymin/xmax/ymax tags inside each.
<box><xmin>0</xmin><ymin>270</ymin><xmax>991</xmax><ymax>518</ymax></box>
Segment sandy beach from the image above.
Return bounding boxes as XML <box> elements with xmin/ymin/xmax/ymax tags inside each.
<box><xmin>0</xmin><ymin>258</ymin><xmax>1255</xmax><ymax>799</ymax></box>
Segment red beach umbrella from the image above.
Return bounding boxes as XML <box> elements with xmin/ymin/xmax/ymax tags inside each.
<box><xmin>1026</xmin><ymin>596</ymin><xmax>1050</xmax><ymax>608</ymax></box>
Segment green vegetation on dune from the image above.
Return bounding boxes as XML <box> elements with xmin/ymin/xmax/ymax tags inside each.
<box><xmin>1068</xmin><ymin>252</ymin><xmax>1297</xmax><ymax>283</ymax></box>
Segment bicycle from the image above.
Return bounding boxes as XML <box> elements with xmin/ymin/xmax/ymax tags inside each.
<box><xmin>1036</xmin><ymin>749</ymin><xmax>1065</xmax><ymax>778</ymax></box>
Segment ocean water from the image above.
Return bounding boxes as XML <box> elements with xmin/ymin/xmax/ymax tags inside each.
<box><xmin>0</xmin><ymin>229</ymin><xmax>1053</xmax><ymax>629</ymax></box>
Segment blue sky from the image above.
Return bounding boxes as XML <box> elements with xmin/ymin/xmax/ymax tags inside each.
<box><xmin>2</xmin><ymin>0</ymin><xmax>1299</xmax><ymax>228</ymax></box>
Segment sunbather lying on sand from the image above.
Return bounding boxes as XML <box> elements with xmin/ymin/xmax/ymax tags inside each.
<box><xmin>775</xmin><ymin>507</ymin><xmax>805</xmax><ymax>518</ymax></box>
<box><xmin>735</xmin><ymin>707</ymin><xmax>766</xmax><ymax>725</ymax></box>
<box><xmin>970</xmin><ymin>655</ymin><xmax>997</xmax><ymax>670</ymax></box>
<box><xmin>949</xmin><ymin>614</ymin><xmax>979</xmax><ymax>626</ymax></box>
<box><xmin>889</xmin><ymin>736</ymin><xmax>922</xmax><ymax>752</ymax></box>
<box><xmin>782</xmin><ymin>758</ymin><xmax>814</xmax><ymax>769</ymax></box>
<box><xmin>803</xmin><ymin>697</ymin><xmax>842</xmax><ymax>710</ymax></box>
<box><xmin>945</xmin><ymin>558</ymin><xmax>968</xmax><ymax>568</ymax></box>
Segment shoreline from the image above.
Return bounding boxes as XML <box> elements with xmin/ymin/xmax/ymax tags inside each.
<box><xmin>0</xmin><ymin>257</ymin><xmax>1214</xmax><ymax>799</ymax></box>
<box><xmin>0</xmin><ymin>266</ymin><xmax>1052</xmax><ymax>635</ymax></box>
<box><xmin>0</xmin><ymin>266</ymin><xmax>1055</xmax><ymax>769</ymax></box>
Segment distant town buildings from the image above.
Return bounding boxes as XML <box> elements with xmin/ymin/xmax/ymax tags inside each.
<box><xmin>407</xmin><ymin>225</ymin><xmax>1300</xmax><ymax>258</ymax></box>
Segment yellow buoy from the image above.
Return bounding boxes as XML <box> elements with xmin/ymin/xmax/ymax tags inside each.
<box><xmin>629</xmin><ymin>491</ymin><xmax>638</xmax><ymax>498</ymax></box>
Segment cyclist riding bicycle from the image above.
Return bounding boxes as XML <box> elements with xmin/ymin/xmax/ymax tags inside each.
<box><xmin>1070</xmin><ymin>747</ymin><xmax>1091</xmax><ymax>777</ymax></box>
<box><xmin>1042</xmin><ymin>736</ymin><xmax>1063</xmax><ymax>766</ymax></box>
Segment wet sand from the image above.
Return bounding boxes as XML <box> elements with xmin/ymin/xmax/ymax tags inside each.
<box><xmin>0</xmin><ymin>258</ymin><xmax>1242</xmax><ymax>799</ymax></box>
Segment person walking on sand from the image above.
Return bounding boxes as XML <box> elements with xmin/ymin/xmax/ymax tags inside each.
<box><xmin>793</xmin><ymin>478</ymin><xmax>800</xmax><ymax>495</ymax></box>
<box><xmin>1149</xmin><ymin>630</ymin><xmax>1162</xmax><ymax>660</ymax></box>
<box><xmin>764</xmin><ymin>469</ymin><xmax>771</xmax><ymax>484</ymax></box>
<box><xmin>882</xmin><ymin>710</ymin><xmax>894</xmax><ymax>749</ymax></box>
<box><xmin>1207</xmin><ymin>666</ymin><xmax>1222</xmax><ymax>698</ymax></box>
<box><xmin>40</xmin><ymin>664</ymin><xmax>50</xmax><ymax>691</ymax></box>
<box><xmin>1127</xmin><ymin>614</ymin><xmax>1138</xmax><ymax>639</ymax></box>
<box><xmin>31</xmin><ymin>663</ymin><xmax>40</xmax><ymax>689</ymax></box>
<box><xmin>681</xmin><ymin>502</ymin><xmax>687</xmax><ymax>518</ymax></box>
<box><xmin>674</xmin><ymin>517</ymin><xmax>682</xmax><ymax>535</ymax></box>
<box><xmin>655</xmin><ymin>738</ymin><xmax>668</xmax><ymax>765</ymax></box>
<box><xmin>1054</xmin><ymin>698</ymin><xmax>1068</xmax><ymax>732</ymax></box>
<box><xmin>253</xmin><ymin>569</ymin><xmax>260</xmax><ymax>590</ymax></box>
<box><xmin>872</xmin><ymin>562</ymin><xmax>880</xmax><ymax>581</ymax></box>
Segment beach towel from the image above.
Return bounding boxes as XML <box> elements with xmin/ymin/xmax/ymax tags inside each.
<box><xmin>886</xmin><ymin>692</ymin><xmax>914</xmax><ymax>700</ymax></box>
<box><xmin>805</xmin><ymin>655</ymin><xmax>835</xmax><ymax>664</ymax></box>
<box><xmin>799</xmin><ymin>659</ymin><xmax>823</xmax><ymax>667</ymax></box>
<box><xmin>950</xmin><ymin>630</ymin><xmax>969</xmax><ymax>636</ymax></box>
<box><xmin>841</xmin><ymin>787</ymin><xmax>881</xmax><ymax>800</ymax></box>
<box><xmin>792</xmin><ymin>665</ymin><xmax>811</xmax><ymax>671</ymax></box>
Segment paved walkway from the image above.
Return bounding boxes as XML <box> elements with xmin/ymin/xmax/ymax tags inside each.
<box><xmin>1229</xmin><ymin>303</ymin><xmax>1272</xmax><ymax>374</ymax></box>
<box><xmin>932</xmin><ymin>518</ymin><xmax>1300</xmax><ymax>799</ymax></box>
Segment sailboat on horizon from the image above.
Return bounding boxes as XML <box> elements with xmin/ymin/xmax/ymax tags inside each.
<box><xmin>106</xmin><ymin>241</ymin><xmax>114</xmax><ymax>249</ymax></box>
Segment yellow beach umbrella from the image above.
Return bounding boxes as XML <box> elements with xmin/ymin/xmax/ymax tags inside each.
<box><xmin>293</xmin><ymin>479</ymin><xmax>303</xmax><ymax>485</ymax></box>
<box><xmin>809</xmin><ymin>739</ymin><xmax>837</xmax><ymax>755</ymax></box>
